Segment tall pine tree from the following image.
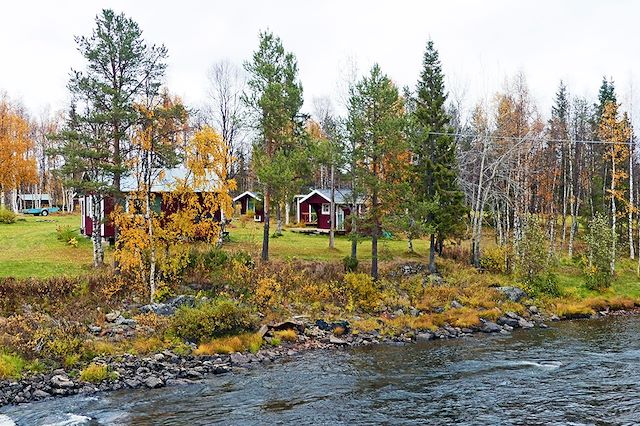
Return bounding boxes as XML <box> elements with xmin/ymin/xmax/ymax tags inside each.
<box><xmin>412</xmin><ymin>40</ymin><xmax>465</xmax><ymax>273</ymax></box>
<box><xmin>348</xmin><ymin>64</ymin><xmax>406</xmax><ymax>280</ymax></box>
<box><xmin>243</xmin><ymin>31</ymin><xmax>305</xmax><ymax>261</ymax></box>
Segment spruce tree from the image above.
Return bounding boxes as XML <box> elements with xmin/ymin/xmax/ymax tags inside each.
<box><xmin>412</xmin><ymin>40</ymin><xmax>465</xmax><ymax>273</ymax></box>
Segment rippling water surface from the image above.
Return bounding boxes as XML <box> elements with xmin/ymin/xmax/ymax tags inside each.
<box><xmin>3</xmin><ymin>316</ymin><xmax>640</xmax><ymax>425</ymax></box>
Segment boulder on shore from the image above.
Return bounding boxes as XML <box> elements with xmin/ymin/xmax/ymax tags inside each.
<box><xmin>496</xmin><ymin>286</ymin><xmax>528</xmax><ymax>302</ymax></box>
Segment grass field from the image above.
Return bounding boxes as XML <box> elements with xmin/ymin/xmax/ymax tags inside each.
<box><xmin>0</xmin><ymin>213</ymin><xmax>98</xmax><ymax>278</ymax></box>
<box><xmin>225</xmin><ymin>221</ymin><xmax>432</xmax><ymax>261</ymax></box>
<box><xmin>2</xmin><ymin>213</ymin><xmax>640</xmax><ymax>302</ymax></box>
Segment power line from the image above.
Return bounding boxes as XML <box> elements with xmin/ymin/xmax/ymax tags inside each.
<box><xmin>427</xmin><ymin>131</ymin><xmax>634</xmax><ymax>146</ymax></box>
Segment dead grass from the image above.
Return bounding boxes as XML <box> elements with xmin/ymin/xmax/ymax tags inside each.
<box><xmin>273</xmin><ymin>329</ymin><xmax>298</xmax><ymax>342</ymax></box>
<box><xmin>194</xmin><ymin>333</ymin><xmax>263</xmax><ymax>355</ymax></box>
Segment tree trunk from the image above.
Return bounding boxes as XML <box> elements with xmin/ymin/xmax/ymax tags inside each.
<box><xmin>329</xmin><ymin>164</ymin><xmax>335</xmax><ymax>249</ymax></box>
<box><xmin>611</xmin><ymin>156</ymin><xmax>617</xmax><ymax>274</ymax></box>
<box><xmin>91</xmin><ymin>194</ymin><xmax>104</xmax><ymax>267</ymax></box>
<box><xmin>146</xmin><ymin>189</ymin><xmax>156</xmax><ymax>303</ymax></box>
<box><xmin>629</xmin><ymin>134</ymin><xmax>635</xmax><ymax>259</ymax></box>
<box><xmin>261</xmin><ymin>187</ymin><xmax>270</xmax><ymax>261</ymax></box>
<box><xmin>371</xmin><ymin>185</ymin><xmax>379</xmax><ymax>280</ymax></box>
<box><xmin>429</xmin><ymin>233</ymin><xmax>436</xmax><ymax>273</ymax></box>
<box><xmin>276</xmin><ymin>203</ymin><xmax>283</xmax><ymax>236</ymax></box>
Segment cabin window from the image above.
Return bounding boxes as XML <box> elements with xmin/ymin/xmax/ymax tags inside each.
<box><xmin>321</xmin><ymin>203</ymin><xmax>330</xmax><ymax>214</ymax></box>
<box><xmin>247</xmin><ymin>198</ymin><xmax>255</xmax><ymax>213</ymax></box>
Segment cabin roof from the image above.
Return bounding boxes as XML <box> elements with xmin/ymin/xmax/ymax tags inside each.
<box><xmin>298</xmin><ymin>188</ymin><xmax>365</xmax><ymax>206</ymax></box>
<box><xmin>233</xmin><ymin>191</ymin><xmax>261</xmax><ymax>202</ymax></box>
<box><xmin>120</xmin><ymin>166</ymin><xmax>220</xmax><ymax>193</ymax></box>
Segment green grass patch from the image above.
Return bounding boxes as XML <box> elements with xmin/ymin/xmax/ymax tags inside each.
<box><xmin>0</xmin><ymin>214</ymin><xmax>97</xmax><ymax>278</ymax></box>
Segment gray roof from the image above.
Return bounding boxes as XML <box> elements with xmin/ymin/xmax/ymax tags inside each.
<box><xmin>120</xmin><ymin>166</ymin><xmax>220</xmax><ymax>193</ymax></box>
<box><xmin>299</xmin><ymin>188</ymin><xmax>365</xmax><ymax>205</ymax></box>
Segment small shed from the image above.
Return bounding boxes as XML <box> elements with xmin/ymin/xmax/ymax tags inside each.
<box><xmin>296</xmin><ymin>188</ymin><xmax>364</xmax><ymax>231</ymax></box>
<box><xmin>233</xmin><ymin>191</ymin><xmax>264</xmax><ymax>222</ymax></box>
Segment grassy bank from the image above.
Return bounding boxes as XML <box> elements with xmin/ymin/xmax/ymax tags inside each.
<box><xmin>2</xmin><ymin>213</ymin><xmax>640</xmax><ymax>374</ymax></box>
<box><xmin>0</xmin><ymin>213</ymin><xmax>97</xmax><ymax>278</ymax></box>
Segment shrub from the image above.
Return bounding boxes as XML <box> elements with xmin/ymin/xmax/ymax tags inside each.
<box><xmin>525</xmin><ymin>272</ymin><xmax>561</xmax><ymax>297</ymax></box>
<box><xmin>343</xmin><ymin>256</ymin><xmax>358</xmax><ymax>273</ymax></box>
<box><xmin>0</xmin><ymin>207</ymin><xmax>16</xmax><ymax>224</ymax></box>
<box><xmin>82</xmin><ymin>340</ymin><xmax>120</xmax><ymax>359</ymax></box>
<box><xmin>480</xmin><ymin>246</ymin><xmax>508</xmax><ymax>274</ymax></box>
<box><xmin>254</xmin><ymin>277</ymin><xmax>282</xmax><ymax>307</ymax></box>
<box><xmin>343</xmin><ymin>272</ymin><xmax>380</xmax><ymax>313</ymax></box>
<box><xmin>56</xmin><ymin>225</ymin><xmax>78</xmax><ymax>244</ymax></box>
<box><xmin>516</xmin><ymin>220</ymin><xmax>549</xmax><ymax>287</ymax></box>
<box><xmin>584</xmin><ymin>214</ymin><xmax>614</xmax><ymax>291</ymax></box>
<box><xmin>170</xmin><ymin>298</ymin><xmax>256</xmax><ymax>343</ymax></box>
<box><xmin>0</xmin><ymin>353</ymin><xmax>25</xmax><ymax>379</ymax></box>
<box><xmin>80</xmin><ymin>363</ymin><xmax>111</xmax><ymax>383</ymax></box>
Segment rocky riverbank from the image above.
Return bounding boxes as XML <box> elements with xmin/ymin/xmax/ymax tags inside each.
<box><xmin>3</xmin><ymin>292</ymin><xmax>638</xmax><ymax>409</ymax></box>
<box><xmin>0</xmin><ymin>306</ymin><xmax>542</xmax><ymax>408</ymax></box>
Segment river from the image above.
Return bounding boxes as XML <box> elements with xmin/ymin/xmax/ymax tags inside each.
<box><xmin>2</xmin><ymin>315</ymin><xmax>639</xmax><ymax>425</ymax></box>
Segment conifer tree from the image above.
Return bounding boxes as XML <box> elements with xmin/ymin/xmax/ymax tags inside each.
<box><xmin>412</xmin><ymin>40</ymin><xmax>465</xmax><ymax>273</ymax></box>
<box><xmin>243</xmin><ymin>31</ymin><xmax>306</xmax><ymax>261</ymax></box>
<box><xmin>347</xmin><ymin>64</ymin><xmax>406</xmax><ymax>279</ymax></box>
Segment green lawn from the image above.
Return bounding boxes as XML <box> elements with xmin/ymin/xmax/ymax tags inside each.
<box><xmin>225</xmin><ymin>221</ymin><xmax>431</xmax><ymax>261</ymax></box>
<box><xmin>0</xmin><ymin>213</ymin><xmax>96</xmax><ymax>278</ymax></box>
<box><xmin>3</xmin><ymin>214</ymin><xmax>640</xmax><ymax>303</ymax></box>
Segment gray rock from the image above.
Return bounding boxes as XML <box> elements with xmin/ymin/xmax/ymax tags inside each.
<box><xmin>230</xmin><ymin>353</ymin><xmax>248</xmax><ymax>365</ymax></box>
<box><xmin>450</xmin><ymin>300</ymin><xmax>463</xmax><ymax>309</ymax></box>
<box><xmin>105</xmin><ymin>311</ymin><xmax>121</xmax><ymax>322</ymax></box>
<box><xmin>416</xmin><ymin>332</ymin><xmax>435</xmax><ymax>341</ymax></box>
<box><xmin>329</xmin><ymin>336</ymin><xmax>348</xmax><ymax>345</ymax></box>
<box><xmin>115</xmin><ymin>317</ymin><xmax>136</xmax><ymax>327</ymax></box>
<box><xmin>496</xmin><ymin>286</ymin><xmax>528</xmax><ymax>302</ymax></box>
<box><xmin>88</xmin><ymin>325</ymin><xmax>102</xmax><ymax>334</ymax></box>
<box><xmin>480</xmin><ymin>320</ymin><xmax>502</xmax><ymax>333</ymax></box>
<box><xmin>50</xmin><ymin>375</ymin><xmax>74</xmax><ymax>389</ymax></box>
<box><xmin>257</xmin><ymin>324</ymin><xmax>270</xmax><ymax>338</ymax></box>
<box><xmin>139</xmin><ymin>303</ymin><xmax>176</xmax><ymax>316</ymax></box>
<box><xmin>538</xmin><ymin>323</ymin><xmax>549</xmax><ymax>329</ymax></box>
<box><xmin>167</xmin><ymin>295</ymin><xmax>196</xmax><ymax>309</ymax></box>
<box><xmin>143</xmin><ymin>376</ymin><xmax>164</xmax><ymax>389</ymax></box>
<box><xmin>528</xmin><ymin>305</ymin><xmax>539</xmax><ymax>315</ymax></box>
<box><xmin>393</xmin><ymin>309</ymin><xmax>404</xmax><ymax>317</ymax></box>
<box><xmin>32</xmin><ymin>390</ymin><xmax>50</xmax><ymax>399</ymax></box>
<box><xmin>497</xmin><ymin>316</ymin><xmax>520</xmax><ymax>328</ymax></box>
<box><xmin>125</xmin><ymin>378</ymin><xmax>141</xmax><ymax>388</ymax></box>
<box><xmin>518</xmin><ymin>318</ymin><xmax>534</xmax><ymax>329</ymax></box>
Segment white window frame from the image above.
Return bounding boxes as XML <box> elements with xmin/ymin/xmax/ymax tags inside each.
<box><xmin>321</xmin><ymin>203</ymin><xmax>330</xmax><ymax>215</ymax></box>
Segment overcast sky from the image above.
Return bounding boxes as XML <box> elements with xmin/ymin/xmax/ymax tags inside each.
<box><xmin>2</xmin><ymin>0</ymin><xmax>639</xmax><ymax>122</ymax></box>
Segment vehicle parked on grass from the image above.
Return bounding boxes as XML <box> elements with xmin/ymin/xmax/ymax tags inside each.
<box><xmin>20</xmin><ymin>207</ymin><xmax>60</xmax><ymax>216</ymax></box>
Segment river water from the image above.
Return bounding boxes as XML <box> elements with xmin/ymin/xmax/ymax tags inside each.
<box><xmin>2</xmin><ymin>316</ymin><xmax>640</xmax><ymax>425</ymax></box>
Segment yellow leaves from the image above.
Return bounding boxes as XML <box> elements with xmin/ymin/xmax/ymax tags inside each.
<box><xmin>0</xmin><ymin>97</ymin><xmax>37</xmax><ymax>190</ymax></box>
<box><xmin>112</xmin><ymin>125</ymin><xmax>237</xmax><ymax>299</ymax></box>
